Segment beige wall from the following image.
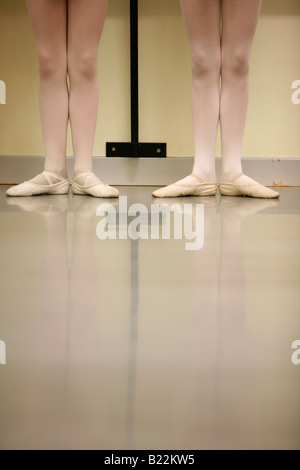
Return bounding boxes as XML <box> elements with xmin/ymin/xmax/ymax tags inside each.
<box><xmin>0</xmin><ymin>0</ymin><xmax>299</xmax><ymax>159</ymax></box>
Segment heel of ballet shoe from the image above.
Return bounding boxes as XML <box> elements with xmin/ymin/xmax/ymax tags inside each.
<box><xmin>193</xmin><ymin>184</ymin><xmax>218</xmax><ymax>196</ymax></box>
<box><xmin>49</xmin><ymin>180</ymin><xmax>70</xmax><ymax>195</ymax></box>
<box><xmin>219</xmin><ymin>184</ymin><xmax>239</xmax><ymax>197</ymax></box>
<box><xmin>71</xmin><ymin>181</ymin><xmax>85</xmax><ymax>195</ymax></box>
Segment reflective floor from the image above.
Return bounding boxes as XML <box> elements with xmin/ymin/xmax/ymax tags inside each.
<box><xmin>0</xmin><ymin>186</ymin><xmax>299</xmax><ymax>450</ymax></box>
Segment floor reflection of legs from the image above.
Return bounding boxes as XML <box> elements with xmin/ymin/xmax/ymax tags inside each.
<box><xmin>161</xmin><ymin>199</ymin><xmax>220</xmax><ymax>448</ymax></box>
<box><xmin>63</xmin><ymin>197</ymin><xmax>111</xmax><ymax>448</ymax></box>
<box><xmin>29</xmin><ymin>201</ymin><xmax>69</xmax><ymax>448</ymax></box>
<box><xmin>216</xmin><ymin>197</ymin><xmax>260</xmax><ymax>448</ymax></box>
<box><xmin>0</xmin><ymin>196</ymin><xmax>69</xmax><ymax>449</ymax></box>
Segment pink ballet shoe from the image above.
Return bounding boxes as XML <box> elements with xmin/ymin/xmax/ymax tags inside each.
<box><xmin>152</xmin><ymin>173</ymin><xmax>217</xmax><ymax>198</ymax></box>
<box><xmin>219</xmin><ymin>172</ymin><xmax>280</xmax><ymax>199</ymax></box>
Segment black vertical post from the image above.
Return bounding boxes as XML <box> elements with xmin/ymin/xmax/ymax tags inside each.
<box><xmin>130</xmin><ymin>0</ymin><xmax>139</xmax><ymax>149</ymax></box>
<box><xmin>106</xmin><ymin>0</ymin><xmax>166</xmax><ymax>158</ymax></box>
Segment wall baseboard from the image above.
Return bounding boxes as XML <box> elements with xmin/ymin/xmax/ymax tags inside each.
<box><xmin>0</xmin><ymin>156</ymin><xmax>299</xmax><ymax>186</ymax></box>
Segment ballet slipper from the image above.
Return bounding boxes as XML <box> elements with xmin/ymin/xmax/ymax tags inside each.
<box><xmin>72</xmin><ymin>171</ymin><xmax>119</xmax><ymax>198</ymax></box>
<box><xmin>6</xmin><ymin>171</ymin><xmax>70</xmax><ymax>197</ymax></box>
<box><xmin>219</xmin><ymin>172</ymin><xmax>280</xmax><ymax>199</ymax></box>
<box><xmin>152</xmin><ymin>173</ymin><xmax>217</xmax><ymax>198</ymax></box>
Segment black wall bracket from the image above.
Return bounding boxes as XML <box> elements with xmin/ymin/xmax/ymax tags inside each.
<box><xmin>106</xmin><ymin>0</ymin><xmax>166</xmax><ymax>158</ymax></box>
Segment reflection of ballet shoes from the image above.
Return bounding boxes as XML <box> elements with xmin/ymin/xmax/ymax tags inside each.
<box><xmin>152</xmin><ymin>174</ymin><xmax>217</xmax><ymax>198</ymax></box>
<box><xmin>6</xmin><ymin>171</ymin><xmax>70</xmax><ymax>197</ymax></box>
<box><xmin>152</xmin><ymin>196</ymin><xmax>217</xmax><ymax>209</ymax></box>
<box><xmin>71</xmin><ymin>193</ymin><xmax>119</xmax><ymax>214</ymax></box>
<box><xmin>219</xmin><ymin>173</ymin><xmax>280</xmax><ymax>199</ymax></box>
<box><xmin>219</xmin><ymin>194</ymin><xmax>279</xmax><ymax>217</ymax></box>
<box><xmin>72</xmin><ymin>172</ymin><xmax>119</xmax><ymax>198</ymax></box>
<box><xmin>6</xmin><ymin>195</ymin><xmax>69</xmax><ymax>214</ymax></box>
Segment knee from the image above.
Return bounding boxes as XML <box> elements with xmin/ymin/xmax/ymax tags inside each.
<box><xmin>221</xmin><ymin>50</ymin><xmax>250</xmax><ymax>77</ymax></box>
<box><xmin>191</xmin><ymin>50</ymin><xmax>221</xmax><ymax>79</ymax></box>
<box><xmin>68</xmin><ymin>52</ymin><xmax>98</xmax><ymax>82</ymax></box>
<box><xmin>37</xmin><ymin>50</ymin><xmax>67</xmax><ymax>82</ymax></box>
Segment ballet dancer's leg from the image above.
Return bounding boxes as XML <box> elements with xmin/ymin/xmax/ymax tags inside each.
<box><xmin>153</xmin><ymin>0</ymin><xmax>220</xmax><ymax>198</ymax></box>
<box><xmin>7</xmin><ymin>0</ymin><xmax>69</xmax><ymax>197</ymax></box>
<box><xmin>68</xmin><ymin>0</ymin><xmax>118</xmax><ymax>197</ymax></box>
<box><xmin>219</xmin><ymin>0</ymin><xmax>279</xmax><ymax>198</ymax></box>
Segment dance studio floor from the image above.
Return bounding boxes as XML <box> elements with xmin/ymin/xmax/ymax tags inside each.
<box><xmin>0</xmin><ymin>186</ymin><xmax>299</xmax><ymax>450</ymax></box>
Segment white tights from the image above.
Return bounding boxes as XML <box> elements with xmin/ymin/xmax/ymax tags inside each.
<box><xmin>178</xmin><ymin>0</ymin><xmax>262</xmax><ymax>186</ymax></box>
<box><xmin>25</xmin><ymin>0</ymin><xmax>108</xmax><ymax>184</ymax></box>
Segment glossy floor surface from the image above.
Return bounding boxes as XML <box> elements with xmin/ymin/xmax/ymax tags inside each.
<box><xmin>0</xmin><ymin>186</ymin><xmax>299</xmax><ymax>450</ymax></box>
